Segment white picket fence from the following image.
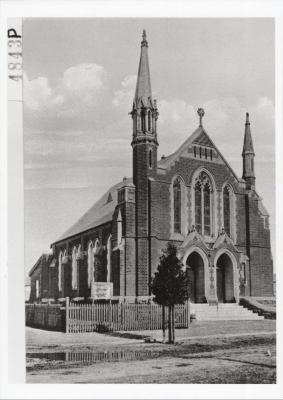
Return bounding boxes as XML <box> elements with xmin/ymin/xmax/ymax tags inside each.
<box><xmin>66</xmin><ymin>301</ymin><xmax>189</xmax><ymax>333</ymax></box>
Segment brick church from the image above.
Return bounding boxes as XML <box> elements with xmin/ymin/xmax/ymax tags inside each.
<box><xmin>29</xmin><ymin>31</ymin><xmax>273</xmax><ymax>304</ymax></box>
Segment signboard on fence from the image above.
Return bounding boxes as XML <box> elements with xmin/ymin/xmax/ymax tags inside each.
<box><xmin>91</xmin><ymin>282</ymin><xmax>113</xmax><ymax>300</ymax></box>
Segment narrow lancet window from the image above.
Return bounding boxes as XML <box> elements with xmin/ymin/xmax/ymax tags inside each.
<box><xmin>58</xmin><ymin>251</ymin><xmax>62</xmax><ymax>291</ymax></box>
<box><xmin>72</xmin><ymin>247</ymin><xmax>78</xmax><ymax>290</ymax></box>
<box><xmin>173</xmin><ymin>178</ymin><xmax>182</xmax><ymax>233</ymax></box>
<box><xmin>149</xmin><ymin>149</ymin><xmax>152</xmax><ymax>169</ymax></box>
<box><xmin>203</xmin><ymin>184</ymin><xmax>211</xmax><ymax>235</ymax></box>
<box><xmin>223</xmin><ymin>186</ymin><xmax>231</xmax><ymax>236</ymax></box>
<box><xmin>148</xmin><ymin>111</ymin><xmax>151</xmax><ymax>131</ymax></box>
<box><xmin>195</xmin><ymin>182</ymin><xmax>202</xmax><ymax>233</ymax></box>
<box><xmin>87</xmin><ymin>242</ymin><xmax>94</xmax><ymax>288</ymax></box>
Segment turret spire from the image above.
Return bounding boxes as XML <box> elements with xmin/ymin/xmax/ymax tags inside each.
<box><xmin>242</xmin><ymin>112</ymin><xmax>255</xmax><ymax>155</ymax></box>
<box><xmin>242</xmin><ymin>112</ymin><xmax>255</xmax><ymax>189</ymax></box>
<box><xmin>134</xmin><ymin>29</ymin><xmax>152</xmax><ymax>106</ymax></box>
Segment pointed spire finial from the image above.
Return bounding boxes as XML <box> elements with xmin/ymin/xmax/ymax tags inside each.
<box><xmin>197</xmin><ymin>108</ymin><xmax>205</xmax><ymax>127</ymax></box>
<box><xmin>141</xmin><ymin>29</ymin><xmax>148</xmax><ymax>47</ymax></box>
<box><xmin>246</xmin><ymin>112</ymin><xmax>250</xmax><ymax>125</ymax></box>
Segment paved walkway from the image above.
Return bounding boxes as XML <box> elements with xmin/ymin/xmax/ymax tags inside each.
<box><xmin>26</xmin><ymin>320</ymin><xmax>275</xmax><ymax>349</ymax></box>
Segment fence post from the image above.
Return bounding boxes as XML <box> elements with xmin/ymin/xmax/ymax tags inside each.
<box><xmin>187</xmin><ymin>300</ymin><xmax>190</xmax><ymax>327</ymax></box>
<box><xmin>65</xmin><ymin>296</ymin><xmax>70</xmax><ymax>333</ymax></box>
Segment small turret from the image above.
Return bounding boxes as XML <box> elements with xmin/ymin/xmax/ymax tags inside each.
<box><xmin>242</xmin><ymin>112</ymin><xmax>255</xmax><ymax>190</ymax></box>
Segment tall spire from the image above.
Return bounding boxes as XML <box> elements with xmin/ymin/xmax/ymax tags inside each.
<box><xmin>134</xmin><ymin>29</ymin><xmax>152</xmax><ymax>106</ymax></box>
<box><xmin>242</xmin><ymin>112</ymin><xmax>255</xmax><ymax>189</ymax></box>
<box><xmin>242</xmin><ymin>112</ymin><xmax>255</xmax><ymax>155</ymax></box>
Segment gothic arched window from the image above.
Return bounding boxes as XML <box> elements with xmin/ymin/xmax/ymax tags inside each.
<box><xmin>223</xmin><ymin>186</ymin><xmax>231</xmax><ymax>236</ymax></box>
<box><xmin>72</xmin><ymin>246</ymin><xmax>78</xmax><ymax>290</ymax></box>
<box><xmin>194</xmin><ymin>171</ymin><xmax>213</xmax><ymax>236</ymax></box>
<box><xmin>141</xmin><ymin>109</ymin><xmax>146</xmax><ymax>132</ymax></box>
<box><xmin>173</xmin><ymin>178</ymin><xmax>182</xmax><ymax>233</ymax></box>
<box><xmin>107</xmin><ymin>235</ymin><xmax>112</xmax><ymax>283</ymax></box>
<box><xmin>87</xmin><ymin>242</ymin><xmax>94</xmax><ymax>288</ymax></box>
<box><xmin>148</xmin><ymin>111</ymin><xmax>151</xmax><ymax>131</ymax></box>
<box><xmin>58</xmin><ymin>251</ymin><xmax>63</xmax><ymax>291</ymax></box>
<box><xmin>117</xmin><ymin>210</ymin><xmax>122</xmax><ymax>244</ymax></box>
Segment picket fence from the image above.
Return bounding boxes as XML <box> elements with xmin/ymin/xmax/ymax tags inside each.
<box><xmin>66</xmin><ymin>301</ymin><xmax>189</xmax><ymax>333</ymax></box>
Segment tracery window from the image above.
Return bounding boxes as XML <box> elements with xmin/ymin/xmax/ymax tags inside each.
<box><xmin>223</xmin><ymin>186</ymin><xmax>231</xmax><ymax>236</ymax></box>
<box><xmin>194</xmin><ymin>171</ymin><xmax>213</xmax><ymax>236</ymax></box>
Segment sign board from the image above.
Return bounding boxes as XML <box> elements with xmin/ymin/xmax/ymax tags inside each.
<box><xmin>91</xmin><ymin>282</ymin><xmax>113</xmax><ymax>300</ymax></box>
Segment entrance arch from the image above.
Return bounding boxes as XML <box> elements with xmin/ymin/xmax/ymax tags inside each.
<box><xmin>216</xmin><ymin>253</ymin><xmax>235</xmax><ymax>302</ymax></box>
<box><xmin>186</xmin><ymin>251</ymin><xmax>205</xmax><ymax>303</ymax></box>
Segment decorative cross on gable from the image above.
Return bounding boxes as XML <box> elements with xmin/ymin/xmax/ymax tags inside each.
<box><xmin>197</xmin><ymin>108</ymin><xmax>205</xmax><ymax>127</ymax></box>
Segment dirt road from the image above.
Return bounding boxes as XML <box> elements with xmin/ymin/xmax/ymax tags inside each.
<box><xmin>26</xmin><ymin>333</ymin><xmax>276</xmax><ymax>384</ymax></box>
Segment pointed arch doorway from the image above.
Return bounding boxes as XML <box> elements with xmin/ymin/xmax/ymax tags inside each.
<box><xmin>216</xmin><ymin>253</ymin><xmax>235</xmax><ymax>303</ymax></box>
<box><xmin>186</xmin><ymin>252</ymin><xmax>205</xmax><ymax>303</ymax></box>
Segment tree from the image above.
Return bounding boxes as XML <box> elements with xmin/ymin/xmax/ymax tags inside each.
<box><xmin>151</xmin><ymin>243</ymin><xmax>190</xmax><ymax>343</ymax></box>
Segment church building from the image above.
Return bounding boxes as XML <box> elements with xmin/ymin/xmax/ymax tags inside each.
<box><xmin>29</xmin><ymin>31</ymin><xmax>273</xmax><ymax>304</ymax></box>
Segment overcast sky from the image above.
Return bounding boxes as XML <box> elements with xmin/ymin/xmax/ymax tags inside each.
<box><xmin>23</xmin><ymin>18</ymin><xmax>275</xmax><ymax>276</ymax></box>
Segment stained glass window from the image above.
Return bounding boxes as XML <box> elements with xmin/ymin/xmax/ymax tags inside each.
<box><xmin>223</xmin><ymin>186</ymin><xmax>230</xmax><ymax>236</ymax></box>
<box><xmin>195</xmin><ymin>182</ymin><xmax>202</xmax><ymax>233</ymax></box>
<box><xmin>173</xmin><ymin>179</ymin><xmax>182</xmax><ymax>233</ymax></box>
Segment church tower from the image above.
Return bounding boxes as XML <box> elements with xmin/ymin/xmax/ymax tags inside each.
<box><xmin>242</xmin><ymin>112</ymin><xmax>255</xmax><ymax>190</ymax></box>
<box><xmin>131</xmin><ymin>30</ymin><xmax>158</xmax><ymax>297</ymax></box>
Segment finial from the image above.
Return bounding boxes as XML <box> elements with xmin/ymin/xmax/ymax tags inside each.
<box><xmin>197</xmin><ymin>108</ymin><xmax>205</xmax><ymax>127</ymax></box>
<box><xmin>246</xmin><ymin>112</ymin><xmax>250</xmax><ymax>125</ymax></box>
<box><xmin>141</xmin><ymin>29</ymin><xmax>148</xmax><ymax>47</ymax></box>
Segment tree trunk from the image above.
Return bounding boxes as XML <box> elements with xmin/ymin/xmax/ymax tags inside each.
<box><xmin>162</xmin><ymin>305</ymin><xmax>166</xmax><ymax>343</ymax></box>
<box><xmin>168</xmin><ymin>305</ymin><xmax>172</xmax><ymax>343</ymax></box>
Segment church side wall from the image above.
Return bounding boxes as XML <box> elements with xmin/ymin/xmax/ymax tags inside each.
<box><xmin>246</xmin><ymin>194</ymin><xmax>273</xmax><ymax>296</ymax></box>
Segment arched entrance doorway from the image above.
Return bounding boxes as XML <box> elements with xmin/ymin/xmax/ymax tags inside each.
<box><xmin>186</xmin><ymin>252</ymin><xmax>205</xmax><ymax>303</ymax></box>
<box><xmin>216</xmin><ymin>253</ymin><xmax>234</xmax><ymax>303</ymax></box>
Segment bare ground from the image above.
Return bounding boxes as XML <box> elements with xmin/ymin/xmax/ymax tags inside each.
<box><xmin>26</xmin><ymin>329</ymin><xmax>276</xmax><ymax>384</ymax></box>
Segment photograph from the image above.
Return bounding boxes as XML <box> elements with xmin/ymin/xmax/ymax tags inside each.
<box><xmin>1</xmin><ymin>3</ymin><xmax>281</xmax><ymax>394</ymax></box>
<box><xmin>22</xmin><ymin>17</ymin><xmax>276</xmax><ymax>385</ymax></box>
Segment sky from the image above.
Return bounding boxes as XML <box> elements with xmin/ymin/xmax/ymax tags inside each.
<box><xmin>23</xmin><ymin>18</ymin><xmax>275</xmax><ymax>277</ymax></box>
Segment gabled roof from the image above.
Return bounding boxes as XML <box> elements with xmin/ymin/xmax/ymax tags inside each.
<box><xmin>157</xmin><ymin>126</ymin><xmax>241</xmax><ymax>182</ymax></box>
<box><xmin>53</xmin><ymin>178</ymin><xmax>132</xmax><ymax>244</ymax></box>
<box><xmin>29</xmin><ymin>253</ymin><xmax>53</xmax><ymax>277</ymax></box>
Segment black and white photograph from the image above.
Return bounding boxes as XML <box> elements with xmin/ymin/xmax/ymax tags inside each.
<box><xmin>1</xmin><ymin>1</ymin><xmax>282</xmax><ymax>398</ymax></box>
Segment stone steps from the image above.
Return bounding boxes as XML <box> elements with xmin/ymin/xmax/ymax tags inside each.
<box><xmin>191</xmin><ymin>303</ymin><xmax>264</xmax><ymax>321</ymax></box>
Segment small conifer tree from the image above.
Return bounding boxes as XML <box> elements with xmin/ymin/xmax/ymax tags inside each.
<box><xmin>151</xmin><ymin>243</ymin><xmax>190</xmax><ymax>343</ymax></box>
